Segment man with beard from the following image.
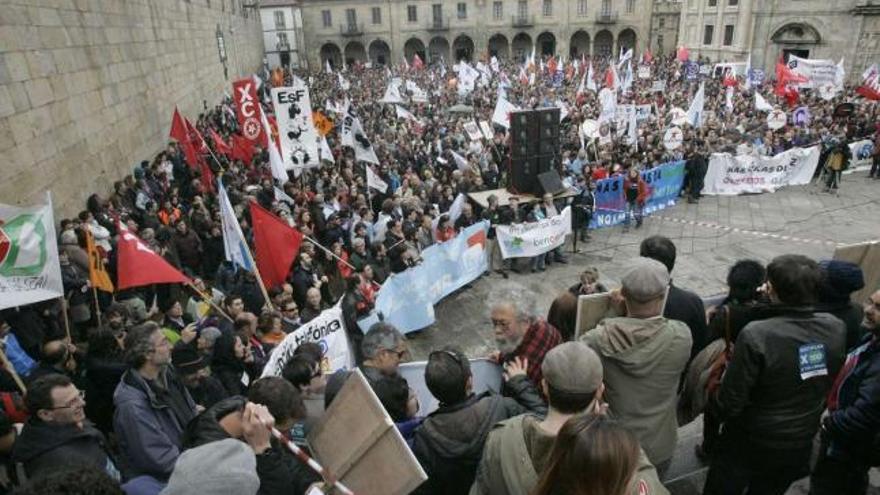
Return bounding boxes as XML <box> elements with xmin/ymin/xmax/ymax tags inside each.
<box><xmin>172</xmin><ymin>343</ymin><xmax>228</xmax><ymax>411</ymax></box>
<box><xmin>291</xmin><ymin>252</ymin><xmax>327</xmax><ymax>308</ymax></box>
<box><xmin>490</xmin><ymin>292</ymin><xmax>562</xmax><ymax>389</ymax></box>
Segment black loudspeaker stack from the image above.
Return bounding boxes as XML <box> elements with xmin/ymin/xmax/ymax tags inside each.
<box><xmin>508</xmin><ymin>107</ymin><xmax>561</xmax><ymax>195</ymax></box>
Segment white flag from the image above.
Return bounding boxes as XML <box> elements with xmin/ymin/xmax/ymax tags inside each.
<box><xmin>554</xmin><ymin>100</ymin><xmax>569</xmax><ymax>121</ymax></box>
<box><xmin>686</xmin><ymin>82</ymin><xmax>705</xmax><ymax>128</ymax></box>
<box><xmin>337</xmin><ymin>73</ymin><xmax>350</xmax><ymax>91</ymax></box>
<box><xmin>272</xmin><ymin>78</ymin><xmax>320</xmax><ymax>171</ymax></box>
<box><xmin>395</xmin><ymin>105</ymin><xmax>419</xmax><ymax>123</ymax></box>
<box><xmin>577</xmin><ymin>72</ymin><xmax>586</xmax><ymax>95</ymax></box>
<box><xmin>755</xmin><ymin>92</ymin><xmax>773</xmax><ymax>111</ymax></box>
<box><xmin>380</xmin><ymin>80</ymin><xmax>404</xmax><ymax>104</ymax></box>
<box><xmin>0</xmin><ymin>192</ymin><xmax>64</xmax><ymax>310</ymax></box>
<box><xmin>450</xmin><ymin>150</ymin><xmax>469</xmax><ymax>171</ymax></box>
<box><xmin>622</xmin><ymin>61</ymin><xmax>633</xmax><ymax>93</ymax></box>
<box><xmin>744</xmin><ymin>54</ymin><xmax>752</xmax><ymax>90</ymax></box>
<box><xmin>618</xmin><ymin>47</ymin><xmax>633</xmax><ymax>68</ymax></box>
<box><xmin>448</xmin><ymin>193</ymin><xmax>467</xmax><ymax>224</ymax></box>
<box><xmin>325</xmin><ymin>60</ymin><xmax>333</xmax><ymax>74</ymax></box>
<box><xmin>725</xmin><ymin>86</ymin><xmax>734</xmax><ymax>113</ymax></box>
<box><xmin>319</xmin><ymin>135</ymin><xmax>334</xmax><ymax>163</ymax></box>
<box><xmin>490</xmin><ymin>56</ymin><xmax>499</xmax><ymax>73</ymax></box>
<box><xmin>366</xmin><ymin>165</ymin><xmax>388</xmax><ymax>193</ymax></box>
<box><xmin>626</xmin><ymin>106</ymin><xmax>638</xmax><ymax>145</ymax></box>
<box><xmin>492</xmin><ymin>95</ymin><xmax>519</xmax><ymax>129</ymax></box>
<box><xmin>260</xmin><ymin>109</ymin><xmax>288</xmax><ymax>183</ymax></box>
<box><xmin>274</xmin><ymin>186</ymin><xmax>295</xmax><ymax>205</ymax></box>
<box><xmin>834</xmin><ymin>58</ymin><xmax>846</xmax><ymax>91</ymax></box>
<box><xmin>340</xmin><ymin>100</ymin><xmax>380</xmax><ymax>164</ymax></box>
<box><xmin>218</xmin><ymin>178</ymin><xmax>254</xmax><ymax>271</ymax></box>
<box><xmin>586</xmin><ymin>63</ymin><xmax>597</xmax><ymax>92</ymax></box>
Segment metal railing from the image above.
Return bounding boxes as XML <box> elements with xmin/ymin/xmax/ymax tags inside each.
<box><xmin>595</xmin><ymin>10</ymin><xmax>618</xmax><ymax>23</ymax></box>
<box><xmin>427</xmin><ymin>17</ymin><xmax>450</xmax><ymax>30</ymax></box>
<box><xmin>511</xmin><ymin>14</ymin><xmax>535</xmax><ymax>27</ymax></box>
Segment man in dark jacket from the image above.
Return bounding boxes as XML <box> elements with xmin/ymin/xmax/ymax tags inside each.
<box><xmin>703</xmin><ymin>255</ymin><xmax>846</xmax><ymax>495</ymax></box>
<box><xmin>114</xmin><ymin>322</ymin><xmax>198</xmax><ymax>480</ymax></box>
<box><xmin>640</xmin><ymin>235</ymin><xmax>709</xmax><ymax>360</ymax></box>
<box><xmin>817</xmin><ymin>259</ymin><xmax>866</xmax><ymax>350</ymax></box>
<box><xmin>171</xmin><ymin>220</ymin><xmax>202</xmax><ymax>275</ymax></box>
<box><xmin>411</xmin><ymin>346</ymin><xmax>546</xmax><ymax>495</ymax></box>
<box><xmin>685</xmin><ymin>146</ymin><xmax>708</xmax><ymax>203</ymax></box>
<box><xmin>810</xmin><ymin>289</ymin><xmax>880</xmax><ymax>495</ymax></box>
<box><xmin>12</xmin><ymin>374</ymin><xmax>120</xmax><ymax>481</ymax></box>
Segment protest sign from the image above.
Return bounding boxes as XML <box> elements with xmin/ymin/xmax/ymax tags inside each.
<box><xmin>685</xmin><ymin>63</ymin><xmax>699</xmax><ymax>80</ymax></box>
<box><xmin>793</xmin><ymin>107</ymin><xmax>811</xmax><ymax>127</ymax></box>
<box><xmin>308</xmin><ymin>370</ymin><xmax>427</xmax><ymax>495</ymax></box>
<box><xmin>668</xmin><ymin>107</ymin><xmax>688</xmax><ymax>126</ymax></box>
<box><xmin>848</xmin><ymin>139</ymin><xmax>875</xmax><ymax>172</ymax></box>
<box><xmin>574</xmin><ymin>292</ymin><xmax>612</xmax><ymax>338</ymax></box>
<box><xmin>651</xmin><ymin>80</ymin><xmax>667</xmax><ymax>92</ymax></box>
<box><xmin>703</xmin><ymin>146</ymin><xmax>821</xmax><ymax>195</ymax></box>
<box><xmin>398</xmin><ymin>359</ymin><xmax>503</xmax><ymax>415</ymax></box>
<box><xmin>766</xmin><ymin>109</ymin><xmax>787</xmax><ymax>130</ymax></box>
<box><xmin>479</xmin><ymin>120</ymin><xmax>494</xmax><ymax>140</ymax></box>
<box><xmin>272</xmin><ymin>79</ymin><xmax>321</xmax><ymax>171</ymax></box>
<box><xmin>261</xmin><ymin>303</ymin><xmax>353</xmax><ymax>378</ymax></box>
<box><xmin>581</xmin><ymin>119</ymin><xmax>599</xmax><ymax>139</ymax></box>
<box><xmin>699</xmin><ymin>64</ymin><xmax>711</xmax><ymax>76</ymax></box>
<box><xmin>616</xmin><ymin>104</ymin><xmax>652</xmax><ymax>123</ymax></box>
<box><xmin>232</xmin><ymin>78</ymin><xmax>266</xmax><ymax>144</ymax></box>
<box><xmin>463</xmin><ymin>121</ymin><xmax>483</xmax><ymax>141</ymax></box>
<box><xmin>638</xmin><ymin>65</ymin><xmax>651</xmax><ymax>79</ymax></box>
<box><xmin>357</xmin><ymin>221</ymin><xmax>489</xmax><ymax>334</ymax></box>
<box><xmin>748</xmin><ymin>68</ymin><xmax>765</xmax><ymax>87</ymax></box>
<box><xmin>496</xmin><ymin>207</ymin><xmax>572</xmax><ymax>259</ymax></box>
<box><xmin>589</xmin><ymin>160</ymin><xmax>686</xmax><ymax>229</ymax></box>
<box><xmin>663</xmin><ymin>126</ymin><xmax>683</xmax><ymax>150</ymax></box>
<box><xmin>833</xmin><ymin>241</ymin><xmax>880</xmax><ymax>305</ymax></box>
<box><xmin>787</xmin><ymin>55</ymin><xmax>837</xmax><ymax>89</ymax></box>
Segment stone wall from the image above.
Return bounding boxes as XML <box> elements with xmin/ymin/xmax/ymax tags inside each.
<box><xmin>0</xmin><ymin>0</ymin><xmax>264</xmax><ymax>215</ymax></box>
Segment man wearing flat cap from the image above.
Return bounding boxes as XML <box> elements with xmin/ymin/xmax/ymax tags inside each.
<box><xmin>579</xmin><ymin>257</ymin><xmax>692</xmax><ymax>474</ymax></box>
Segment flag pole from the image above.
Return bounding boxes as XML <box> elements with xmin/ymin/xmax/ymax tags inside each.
<box><xmin>303</xmin><ymin>234</ymin><xmax>357</xmax><ymax>271</ymax></box>
<box><xmin>0</xmin><ymin>348</ymin><xmax>26</xmax><ymax>394</ymax></box>
<box><xmin>185</xmin><ymin>281</ymin><xmax>234</xmax><ymax>322</ymax></box>
<box><xmin>92</xmin><ymin>285</ymin><xmax>103</xmax><ymax>330</ymax></box>
<box><xmin>59</xmin><ymin>296</ymin><xmax>72</xmax><ymax>342</ymax></box>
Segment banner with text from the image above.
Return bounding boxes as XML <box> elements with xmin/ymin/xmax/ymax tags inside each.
<box><xmin>272</xmin><ymin>79</ymin><xmax>321</xmax><ymax>171</ymax></box>
<box><xmin>357</xmin><ymin>221</ymin><xmax>489</xmax><ymax>334</ymax></box>
<box><xmin>703</xmin><ymin>146</ymin><xmax>820</xmax><ymax>195</ymax></box>
<box><xmin>232</xmin><ymin>78</ymin><xmax>266</xmax><ymax>145</ymax></box>
<box><xmin>261</xmin><ymin>303</ymin><xmax>353</xmax><ymax>378</ymax></box>
<box><xmin>589</xmin><ymin>160</ymin><xmax>686</xmax><ymax>229</ymax></box>
<box><xmin>497</xmin><ymin>207</ymin><xmax>572</xmax><ymax>259</ymax></box>
<box><xmin>787</xmin><ymin>56</ymin><xmax>836</xmax><ymax>89</ymax></box>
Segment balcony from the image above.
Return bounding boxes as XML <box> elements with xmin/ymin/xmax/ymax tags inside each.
<box><xmin>340</xmin><ymin>23</ymin><xmax>363</xmax><ymax>36</ymax></box>
<box><xmin>595</xmin><ymin>11</ymin><xmax>618</xmax><ymax>23</ymax></box>
<box><xmin>276</xmin><ymin>41</ymin><xmax>291</xmax><ymax>52</ymax></box>
<box><xmin>511</xmin><ymin>14</ymin><xmax>535</xmax><ymax>27</ymax></box>
<box><xmin>427</xmin><ymin>17</ymin><xmax>450</xmax><ymax>31</ymax></box>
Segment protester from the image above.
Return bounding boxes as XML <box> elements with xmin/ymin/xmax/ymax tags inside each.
<box><xmin>162</xmin><ymin>438</ymin><xmax>259</xmax><ymax>495</ymax></box>
<box><xmin>490</xmin><ymin>294</ymin><xmax>562</xmax><ymax>388</ymax></box>
<box><xmin>360</xmin><ymin>322</ymin><xmax>408</xmax><ymax>387</ymax></box>
<box><xmin>817</xmin><ymin>259</ymin><xmax>867</xmax><ymax>350</ymax></box>
<box><xmin>84</xmin><ymin>326</ymin><xmax>128</xmax><ymax>435</ymax></box>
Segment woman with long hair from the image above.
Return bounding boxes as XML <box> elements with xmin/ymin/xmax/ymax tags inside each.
<box><xmin>532</xmin><ymin>414</ymin><xmax>640</xmax><ymax>495</ymax></box>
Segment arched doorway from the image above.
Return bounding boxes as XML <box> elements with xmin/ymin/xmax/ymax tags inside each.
<box><xmin>771</xmin><ymin>22</ymin><xmax>821</xmax><ymax>61</ymax></box>
<box><xmin>617</xmin><ymin>28</ymin><xmax>636</xmax><ymax>57</ymax></box>
<box><xmin>488</xmin><ymin>34</ymin><xmax>510</xmax><ymax>60</ymax></box>
<box><xmin>512</xmin><ymin>33</ymin><xmax>532</xmax><ymax>62</ymax></box>
<box><xmin>570</xmin><ymin>30</ymin><xmax>591</xmax><ymax>58</ymax></box>
<box><xmin>537</xmin><ymin>32</ymin><xmax>556</xmax><ymax>57</ymax></box>
<box><xmin>453</xmin><ymin>34</ymin><xmax>475</xmax><ymax>61</ymax></box>
<box><xmin>320</xmin><ymin>43</ymin><xmax>343</xmax><ymax>69</ymax></box>
<box><xmin>344</xmin><ymin>41</ymin><xmax>366</xmax><ymax>66</ymax></box>
<box><xmin>429</xmin><ymin>36</ymin><xmax>450</xmax><ymax>63</ymax></box>
<box><xmin>404</xmin><ymin>37</ymin><xmax>426</xmax><ymax>64</ymax></box>
<box><xmin>594</xmin><ymin>30</ymin><xmax>613</xmax><ymax>58</ymax></box>
<box><xmin>368</xmin><ymin>39</ymin><xmax>391</xmax><ymax>66</ymax></box>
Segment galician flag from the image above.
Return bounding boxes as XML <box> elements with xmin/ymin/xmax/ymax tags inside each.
<box><xmin>0</xmin><ymin>193</ymin><xmax>63</xmax><ymax>310</ymax></box>
<box><xmin>218</xmin><ymin>178</ymin><xmax>255</xmax><ymax>271</ymax></box>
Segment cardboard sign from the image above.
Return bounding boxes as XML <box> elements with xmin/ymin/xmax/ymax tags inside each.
<box><xmin>793</xmin><ymin>106</ymin><xmax>811</xmax><ymax>127</ymax></box>
<box><xmin>581</xmin><ymin>119</ymin><xmax>599</xmax><ymax>139</ymax></box>
<box><xmin>638</xmin><ymin>65</ymin><xmax>651</xmax><ymax>79</ymax></box>
<box><xmin>463</xmin><ymin>121</ymin><xmax>483</xmax><ymax>141</ymax></box>
<box><xmin>574</xmin><ymin>292</ymin><xmax>612</xmax><ymax>337</ymax></box>
<box><xmin>833</xmin><ymin>241</ymin><xmax>880</xmax><ymax>305</ymax></box>
<box><xmin>308</xmin><ymin>370</ymin><xmax>428</xmax><ymax>495</ymax></box>
<box><xmin>479</xmin><ymin>120</ymin><xmax>494</xmax><ymax>140</ymax></box>
<box><xmin>651</xmin><ymin>80</ymin><xmax>667</xmax><ymax>92</ymax></box>
<box><xmin>663</xmin><ymin>126</ymin><xmax>683</xmax><ymax>150</ymax></box>
<box><xmin>766</xmin><ymin>109</ymin><xmax>787</xmax><ymax>130</ymax></box>
<box><xmin>272</xmin><ymin>80</ymin><xmax>321</xmax><ymax>170</ymax></box>
<box><xmin>668</xmin><ymin>107</ymin><xmax>688</xmax><ymax>126</ymax></box>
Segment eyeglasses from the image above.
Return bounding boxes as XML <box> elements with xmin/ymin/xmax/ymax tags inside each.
<box><xmin>283</xmin><ymin>307</ymin><xmax>299</xmax><ymax>313</ymax></box>
<box><xmin>385</xmin><ymin>348</ymin><xmax>408</xmax><ymax>359</ymax></box>
<box><xmin>491</xmin><ymin>319</ymin><xmax>512</xmax><ymax>331</ymax></box>
<box><xmin>48</xmin><ymin>390</ymin><xmax>85</xmax><ymax>410</ymax></box>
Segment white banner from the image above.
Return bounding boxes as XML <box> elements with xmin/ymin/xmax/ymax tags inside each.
<box><xmin>340</xmin><ymin>100</ymin><xmax>380</xmax><ymax>164</ymax></box>
<box><xmin>703</xmin><ymin>146</ymin><xmax>821</xmax><ymax>195</ymax></box>
<box><xmin>848</xmin><ymin>139</ymin><xmax>875</xmax><ymax>172</ymax></box>
<box><xmin>261</xmin><ymin>303</ymin><xmax>353</xmax><ymax>378</ymax></box>
<box><xmin>787</xmin><ymin>55</ymin><xmax>837</xmax><ymax>89</ymax></box>
<box><xmin>272</xmin><ymin>79</ymin><xmax>321</xmax><ymax>171</ymax></box>
<box><xmin>497</xmin><ymin>206</ymin><xmax>572</xmax><ymax>259</ymax></box>
<box><xmin>0</xmin><ymin>193</ymin><xmax>64</xmax><ymax>310</ymax></box>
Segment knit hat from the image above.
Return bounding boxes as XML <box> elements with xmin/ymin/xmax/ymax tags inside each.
<box><xmin>160</xmin><ymin>439</ymin><xmax>259</xmax><ymax>495</ymax></box>
<box><xmin>541</xmin><ymin>342</ymin><xmax>603</xmax><ymax>394</ymax></box>
<box><xmin>171</xmin><ymin>345</ymin><xmax>207</xmax><ymax>376</ymax></box>
<box><xmin>819</xmin><ymin>260</ymin><xmax>865</xmax><ymax>295</ymax></box>
<box><xmin>621</xmin><ymin>257</ymin><xmax>671</xmax><ymax>303</ymax></box>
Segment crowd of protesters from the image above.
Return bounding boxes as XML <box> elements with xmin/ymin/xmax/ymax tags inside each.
<box><xmin>0</xmin><ymin>50</ymin><xmax>878</xmax><ymax>495</ymax></box>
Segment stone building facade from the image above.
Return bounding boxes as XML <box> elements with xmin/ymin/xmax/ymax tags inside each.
<box><xmin>0</xmin><ymin>0</ymin><xmax>264</xmax><ymax>214</ymax></box>
<box><xmin>678</xmin><ymin>0</ymin><xmax>880</xmax><ymax>79</ymax></box>
<box><xmin>648</xmin><ymin>0</ymin><xmax>681</xmax><ymax>55</ymax></box>
<box><xmin>298</xmin><ymin>0</ymin><xmax>655</xmax><ymax>69</ymax></box>
<box><xmin>260</xmin><ymin>0</ymin><xmax>307</xmax><ymax>68</ymax></box>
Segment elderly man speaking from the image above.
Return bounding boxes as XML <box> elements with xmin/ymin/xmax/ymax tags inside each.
<box><xmin>491</xmin><ymin>290</ymin><xmax>562</xmax><ymax>388</ymax></box>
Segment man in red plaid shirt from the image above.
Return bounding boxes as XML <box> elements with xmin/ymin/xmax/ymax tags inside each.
<box><xmin>491</xmin><ymin>301</ymin><xmax>562</xmax><ymax>387</ymax></box>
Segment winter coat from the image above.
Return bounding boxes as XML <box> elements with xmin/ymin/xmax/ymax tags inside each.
<box><xmin>580</xmin><ymin>316</ymin><xmax>692</xmax><ymax>465</ymax></box>
<box><xmin>410</xmin><ymin>376</ymin><xmax>546</xmax><ymax>495</ymax></box>
<box><xmin>113</xmin><ymin>368</ymin><xmax>197</xmax><ymax>479</ymax></box>
<box><xmin>714</xmin><ymin>309</ymin><xmax>845</xmax><ymax>451</ymax></box>
<box><xmin>665</xmin><ymin>284</ymin><xmax>709</xmax><ymax>360</ymax></box>
<box><xmin>85</xmin><ymin>354</ymin><xmax>127</xmax><ymax>435</ymax></box>
<box><xmin>11</xmin><ymin>418</ymin><xmax>118</xmax><ymax>480</ymax></box>
<box><xmin>172</xmin><ymin>229</ymin><xmax>202</xmax><ymax>273</ymax></box>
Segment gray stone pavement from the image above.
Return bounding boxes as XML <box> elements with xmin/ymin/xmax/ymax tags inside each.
<box><xmin>403</xmin><ymin>172</ymin><xmax>880</xmax><ymax>494</ymax></box>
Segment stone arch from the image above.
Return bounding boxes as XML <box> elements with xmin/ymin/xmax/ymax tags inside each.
<box><xmin>488</xmin><ymin>34</ymin><xmax>510</xmax><ymax>60</ymax></box>
<box><xmin>617</xmin><ymin>28</ymin><xmax>637</xmax><ymax>56</ymax></box>
<box><xmin>404</xmin><ymin>37</ymin><xmax>426</xmax><ymax>63</ymax></box>
<box><xmin>429</xmin><ymin>36</ymin><xmax>450</xmax><ymax>63</ymax></box>
<box><xmin>344</xmin><ymin>41</ymin><xmax>366</xmax><ymax>66</ymax></box>
<box><xmin>453</xmin><ymin>34</ymin><xmax>475</xmax><ymax>61</ymax></box>
<box><xmin>368</xmin><ymin>39</ymin><xmax>391</xmax><ymax>66</ymax></box>
<box><xmin>770</xmin><ymin>22</ymin><xmax>822</xmax><ymax>45</ymax></box>
<box><xmin>511</xmin><ymin>32</ymin><xmax>532</xmax><ymax>62</ymax></box>
<box><xmin>594</xmin><ymin>29</ymin><xmax>613</xmax><ymax>58</ymax></box>
<box><xmin>537</xmin><ymin>31</ymin><xmax>556</xmax><ymax>56</ymax></box>
<box><xmin>570</xmin><ymin>30</ymin><xmax>591</xmax><ymax>58</ymax></box>
<box><xmin>320</xmin><ymin>42</ymin><xmax>343</xmax><ymax>69</ymax></box>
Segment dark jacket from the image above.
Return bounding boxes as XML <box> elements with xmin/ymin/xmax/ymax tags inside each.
<box><xmin>665</xmin><ymin>284</ymin><xmax>709</xmax><ymax>360</ymax></box>
<box><xmin>182</xmin><ymin>397</ymin><xmax>320</xmax><ymax>495</ymax></box>
<box><xmin>715</xmin><ymin>309</ymin><xmax>846</xmax><ymax>451</ymax></box>
<box><xmin>816</xmin><ymin>301</ymin><xmax>865</xmax><ymax>351</ymax></box>
<box><xmin>410</xmin><ymin>376</ymin><xmax>547</xmax><ymax>495</ymax></box>
<box><xmin>11</xmin><ymin>418</ymin><xmax>117</xmax><ymax>480</ymax></box>
<box><xmin>824</xmin><ymin>333</ymin><xmax>880</xmax><ymax>464</ymax></box>
<box><xmin>172</xmin><ymin>229</ymin><xmax>202</xmax><ymax>273</ymax></box>
<box><xmin>211</xmin><ymin>331</ymin><xmax>247</xmax><ymax>397</ymax></box>
<box><xmin>85</xmin><ymin>355</ymin><xmax>127</xmax><ymax>435</ymax></box>
<box><xmin>113</xmin><ymin>368</ymin><xmax>197</xmax><ymax>479</ymax></box>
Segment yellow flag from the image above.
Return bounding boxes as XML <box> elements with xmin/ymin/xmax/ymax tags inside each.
<box><xmin>85</xmin><ymin>229</ymin><xmax>114</xmax><ymax>293</ymax></box>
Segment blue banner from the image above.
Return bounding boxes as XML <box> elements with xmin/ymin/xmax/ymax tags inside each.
<box><xmin>358</xmin><ymin>221</ymin><xmax>490</xmax><ymax>334</ymax></box>
<box><xmin>589</xmin><ymin>161</ymin><xmax>685</xmax><ymax>229</ymax></box>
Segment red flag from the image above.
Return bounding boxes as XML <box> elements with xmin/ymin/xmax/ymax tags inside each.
<box><xmin>185</xmin><ymin>118</ymin><xmax>207</xmax><ymax>153</ymax></box>
<box><xmin>210</xmin><ymin>128</ymin><xmax>233</xmax><ymax>156</ymax></box>
<box><xmin>722</xmin><ymin>72</ymin><xmax>738</xmax><ymax>87</ymax></box>
<box><xmin>677</xmin><ymin>46</ymin><xmax>689</xmax><ymax>62</ymax></box>
<box><xmin>412</xmin><ymin>53</ymin><xmax>424</xmax><ymax>71</ymax></box>
<box><xmin>232</xmin><ymin>78</ymin><xmax>267</xmax><ymax>147</ymax></box>
<box><xmin>116</xmin><ymin>223</ymin><xmax>190</xmax><ymax>290</ymax></box>
<box><xmin>547</xmin><ymin>56</ymin><xmax>557</xmax><ymax>76</ymax></box>
<box><xmin>231</xmin><ymin>133</ymin><xmax>255</xmax><ymax>165</ymax></box>
<box><xmin>857</xmin><ymin>65</ymin><xmax>880</xmax><ymax>100</ymax></box>
<box><xmin>198</xmin><ymin>158</ymin><xmax>216</xmax><ymax>195</ymax></box>
<box><xmin>250</xmin><ymin>201</ymin><xmax>303</xmax><ymax>289</ymax></box>
<box><xmin>604</xmin><ymin>67</ymin><xmax>615</xmax><ymax>89</ymax></box>
<box><xmin>643</xmin><ymin>49</ymin><xmax>654</xmax><ymax>64</ymax></box>
<box><xmin>170</xmin><ymin>107</ymin><xmax>198</xmax><ymax>168</ymax></box>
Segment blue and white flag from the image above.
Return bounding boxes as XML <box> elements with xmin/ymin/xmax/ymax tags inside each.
<box><xmin>218</xmin><ymin>178</ymin><xmax>254</xmax><ymax>271</ymax></box>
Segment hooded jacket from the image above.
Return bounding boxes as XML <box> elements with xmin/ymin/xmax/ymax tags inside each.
<box><xmin>580</xmin><ymin>316</ymin><xmax>692</xmax><ymax>465</ymax></box>
<box><xmin>12</xmin><ymin>418</ymin><xmax>118</xmax><ymax>480</ymax></box>
<box><xmin>410</xmin><ymin>375</ymin><xmax>546</xmax><ymax>495</ymax></box>
<box><xmin>469</xmin><ymin>414</ymin><xmax>669</xmax><ymax>495</ymax></box>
